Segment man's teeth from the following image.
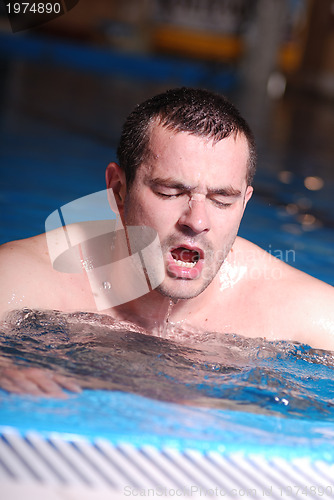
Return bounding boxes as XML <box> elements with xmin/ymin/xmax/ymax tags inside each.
<box><xmin>173</xmin><ymin>258</ymin><xmax>196</xmax><ymax>268</ymax></box>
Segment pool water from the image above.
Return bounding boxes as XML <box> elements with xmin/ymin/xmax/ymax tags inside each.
<box><xmin>1</xmin><ymin>34</ymin><xmax>334</xmax><ymax>466</ymax></box>
<box><xmin>1</xmin><ymin>295</ymin><xmax>334</xmax><ymax>461</ymax></box>
<box><xmin>2</xmin><ymin>308</ymin><xmax>334</xmax><ymax>421</ymax></box>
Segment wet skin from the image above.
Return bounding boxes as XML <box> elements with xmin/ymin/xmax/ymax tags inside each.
<box><xmin>107</xmin><ymin>125</ymin><xmax>253</xmax><ymax>302</ymax></box>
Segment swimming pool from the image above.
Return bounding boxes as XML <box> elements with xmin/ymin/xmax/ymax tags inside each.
<box><xmin>1</xmin><ymin>33</ymin><xmax>334</xmax><ymax>498</ymax></box>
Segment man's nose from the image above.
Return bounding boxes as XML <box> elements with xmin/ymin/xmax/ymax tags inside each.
<box><xmin>178</xmin><ymin>196</ymin><xmax>211</xmax><ymax>234</ymax></box>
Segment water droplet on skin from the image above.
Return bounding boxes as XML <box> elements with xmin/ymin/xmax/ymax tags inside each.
<box><xmin>155</xmin><ymin>299</ymin><xmax>181</xmax><ymax>338</ymax></box>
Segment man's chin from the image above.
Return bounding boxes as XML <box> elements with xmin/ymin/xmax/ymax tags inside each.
<box><xmin>155</xmin><ymin>278</ymin><xmax>211</xmax><ymax>301</ymax></box>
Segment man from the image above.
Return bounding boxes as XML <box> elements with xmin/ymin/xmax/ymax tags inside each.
<box><xmin>1</xmin><ymin>87</ymin><xmax>334</xmax><ymax>396</ymax></box>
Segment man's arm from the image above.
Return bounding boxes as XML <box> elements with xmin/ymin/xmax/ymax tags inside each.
<box><xmin>0</xmin><ymin>238</ymin><xmax>84</xmax><ymax>397</ymax></box>
<box><xmin>0</xmin><ymin>357</ymin><xmax>81</xmax><ymax>398</ymax></box>
<box><xmin>232</xmin><ymin>238</ymin><xmax>334</xmax><ymax>351</ymax></box>
<box><xmin>0</xmin><ymin>239</ymin><xmax>46</xmax><ymax>317</ymax></box>
<box><xmin>289</xmin><ymin>273</ymin><xmax>334</xmax><ymax>351</ymax></box>
<box><xmin>264</xmin><ymin>253</ymin><xmax>334</xmax><ymax>351</ymax></box>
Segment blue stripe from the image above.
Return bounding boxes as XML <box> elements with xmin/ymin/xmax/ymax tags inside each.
<box><xmin>25</xmin><ymin>436</ymin><xmax>68</xmax><ymax>484</ymax></box>
<box><xmin>94</xmin><ymin>443</ymin><xmax>140</xmax><ymax>488</ymax></box>
<box><xmin>1</xmin><ymin>434</ymin><xmax>43</xmax><ymax>482</ymax></box>
<box><xmin>0</xmin><ymin>32</ymin><xmax>238</xmax><ymax>89</ymax></box>
<box><xmin>70</xmin><ymin>441</ymin><xmax>117</xmax><ymax>487</ymax></box>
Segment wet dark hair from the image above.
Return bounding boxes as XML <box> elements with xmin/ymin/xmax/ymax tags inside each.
<box><xmin>117</xmin><ymin>87</ymin><xmax>256</xmax><ymax>187</ymax></box>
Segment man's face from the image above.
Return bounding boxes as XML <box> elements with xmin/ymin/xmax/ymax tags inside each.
<box><xmin>123</xmin><ymin>124</ymin><xmax>253</xmax><ymax>300</ymax></box>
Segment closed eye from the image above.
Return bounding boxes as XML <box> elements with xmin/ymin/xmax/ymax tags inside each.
<box><xmin>156</xmin><ymin>191</ymin><xmax>233</xmax><ymax>207</ymax></box>
<box><xmin>155</xmin><ymin>191</ymin><xmax>184</xmax><ymax>199</ymax></box>
<box><xmin>210</xmin><ymin>198</ymin><xmax>233</xmax><ymax>208</ymax></box>
<box><xmin>158</xmin><ymin>193</ymin><xmax>183</xmax><ymax>198</ymax></box>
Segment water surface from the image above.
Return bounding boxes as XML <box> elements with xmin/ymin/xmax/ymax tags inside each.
<box><xmin>1</xmin><ymin>308</ymin><xmax>334</xmax><ymax>422</ymax></box>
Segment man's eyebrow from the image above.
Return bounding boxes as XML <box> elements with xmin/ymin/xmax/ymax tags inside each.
<box><xmin>149</xmin><ymin>177</ymin><xmax>192</xmax><ymax>190</ymax></box>
<box><xmin>207</xmin><ymin>186</ymin><xmax>242</xmax><ymax>197</ymax></box>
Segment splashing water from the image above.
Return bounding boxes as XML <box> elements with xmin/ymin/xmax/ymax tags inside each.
<box><xmin>153</xmin><ymin>298</ymin><xmax>178</xmax><ymax>338</ymax></box>
<box><xmin>1</xmin><ymin>308</ymin><xmax>334</xmax><ymax>421</ymax></box>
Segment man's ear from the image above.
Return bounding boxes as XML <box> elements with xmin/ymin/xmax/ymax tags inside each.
<box><xmin>243</xmin><ymin>185</ymin><xmax>253</xmax><ymax>210</ymax></box>
<box><xmin>105</xmin><ymin>162</ymin><xmax>127</xmax><ymax>215</ymax></box>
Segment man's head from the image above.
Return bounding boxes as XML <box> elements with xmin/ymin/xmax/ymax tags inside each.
<box><xmin>106</xmin><ymin>87</ymin><xmax>256</xmax><ymax>301</ymax></box>
<box><xmin>117</xmin><ymin>87</ymin><xmax>256</xmax><ymax>189</ymax></box>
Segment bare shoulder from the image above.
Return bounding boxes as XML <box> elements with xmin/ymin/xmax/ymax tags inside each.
<box><xmin>0</xmin><ymin>233</ymin><xmax>49</xmax><ymax>260</ymax></box>
<box><xmin>0</xmin><ymin>233</ymin><xmax>51</xmax><ymax>277</ymax></box>
<box><xmin>0</xmin><ymin>227</ymin><xmax>93</xmax><ymax>318</ymax></box>
<box><xmin>0</xmin><ymin>233</ymin><xmax>52</xmax><ymax>316</ymax></box>
<box><xmin>234</xmin><ymin>237</ymin><xmax>334</xmax><ymax>349</ymax></box>
<box><xmin>235</xmin><ymin>236</ymin><xmax>332</xmax><ymax>284</ymax></box>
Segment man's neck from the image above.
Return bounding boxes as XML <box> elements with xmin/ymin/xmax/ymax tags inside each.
<box><xmin>112</xmin><ymin>278</ymin><xmax>218</xmax><ymax>334</ymax></box>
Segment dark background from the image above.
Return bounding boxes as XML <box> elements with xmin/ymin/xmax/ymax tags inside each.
<box><xmin>1</xmin><ymin>0</ymin><xmax>334</xmax><ymax>254</ymax></box>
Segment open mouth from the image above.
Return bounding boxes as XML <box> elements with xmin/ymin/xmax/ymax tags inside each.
<box><xmin>171</xmin><ymin>247</ymin><xmax>201</xmax><ymax>268</ymax></box>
